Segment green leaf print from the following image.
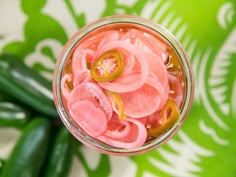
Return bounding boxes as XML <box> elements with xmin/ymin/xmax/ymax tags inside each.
<box><xmin>131</xmin><ymin>0</ymin><xmax>236</xmax><ymax>177</ymax></box>
<box><xmin>2</xmin><ymin>0</ymin><xmax>68</xmax><ymax>60</ymax></box>
<box><xmin>64</xmin><ymin>0</ymin><xmax>86</xmax><ymax>28</ymax></box>
<box><xmin>192</xmin><ymin>29</ymin><xmax>236</xmax><ymax>177</ymax></box>
<box><xmin>1</xmin><ymin>0</ymin><xmax>88</xmax><ymax>79</ymax></box>
<box><xmin>75</xmin><ymin>146</ymin><xmax>111</xmax><ymax>177</ymax></box>
<box><xmin>102</xmin><ymin>0</ymin><xmax>148</xmax><ymax>16</ymax></box>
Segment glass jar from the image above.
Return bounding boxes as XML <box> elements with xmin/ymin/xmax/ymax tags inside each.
<box><xmin>53</xmin><ymin>15</ymin><xmax>194</xmax><ymax>156</ymax></box>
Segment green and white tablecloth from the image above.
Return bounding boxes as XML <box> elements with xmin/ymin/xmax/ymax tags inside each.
<box><xmin>0</xmin><ymin>0</ymin><xmax>236</xmax><ymax>176</ymax></box>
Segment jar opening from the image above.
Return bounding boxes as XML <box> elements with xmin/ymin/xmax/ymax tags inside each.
<box><xmin>53</xmin><ymin>15</ymin><xmax>194</xmax><ymax>156</ymax></box>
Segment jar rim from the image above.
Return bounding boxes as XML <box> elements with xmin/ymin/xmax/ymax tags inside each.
<box><xmin>53</xmin><ymin>14</ymin><xmax>194</xmax><ymax>156</ymax></box>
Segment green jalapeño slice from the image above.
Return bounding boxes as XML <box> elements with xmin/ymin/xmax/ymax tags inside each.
<box><xmin>147</xmin><ymin>99</ymin><xmax>180</xmax><ymax>137</ymax></box>
<box><xmin>90</xmin><ymin>50</ymin><xmax>124</xmax><ymax>82</ymax></box>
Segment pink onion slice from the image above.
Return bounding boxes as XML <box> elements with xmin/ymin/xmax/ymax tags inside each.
<box><xmin>72</xmin><ymin>47</ymin><xmax>94</xmax><ymax>74</ymax></box>
<box><xmin>104</xmin><ymin>114</ymin><xmax>131</xmax><ymax>139</ymax></box>
<box><xmin>146</xmin><ymin>74</ymin><xmax>169</xmax><ymax>109</ymax></box>
<box><xmin>61</xmin><ymin>73</ymin><xmax>73</xmax><ymax>99</ymax></box>
<box><xmin>123</xmin><ymin>29</ymin><xmax>168</xmax><ymax>60</ymax></box>
<box><xmin>69</xmin><ymin>100</ymin><xmax>108</xmax><ymax>137</ymax></box>
<box><xmin>68</xmin><ymin>82</ymin><xmax>113</xmax><ymax>120</ymax></box>
<box><xmin>120</xmin><ymin>83</ymin><xmax>161</xmax><ymax>118</ymax></box>
<box><xmin>98</xmin><ymin>117</ymin><xmax>147</xmax><ymax>149</ymax></box>
<box><xmin>72</xmin><ymin>30</ymin><xmax>115</xmax><ymax>74</ymax></box>
<box><xmin>73</xmin><ymin>69</ymin><xmax>92</xmax><ymax>86</ymax></box>
<box><xmin>144</xmin><ymin>51</ymin><xmax>169</xmax><ymax>89</ymax></box>
<box><xmin>97</xmin><ymin>31</ymin><xmax>120</xmax><ymax>49</ymax></box>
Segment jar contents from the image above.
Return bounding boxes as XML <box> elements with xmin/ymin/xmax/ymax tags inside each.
<box><xmin>61</xmin><ymin>25</ymin><xmax>185</xmax><ymax>150</ymax></box>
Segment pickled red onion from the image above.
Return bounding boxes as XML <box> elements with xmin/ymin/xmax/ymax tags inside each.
<box><xmin>70</xmin><ymin>100</ymin><xmax>108</xmax><ymax>137</ymax></box>
<box><xmin>120</xmin><ymin>83</ymin><xmax>161</xmax><ymax>118</ymax></box>
<box><xmin>68</xmin><ymin>82</ymin><xmax>113</xmax><ymax>120</ymax></box>
<box><xmin>60</xmin><ymin>26</ymin><xmax>182</xmax><ymax>150</ymax></box>
<box><xmin>97</xmin><ymin>117</ymin><xmax>147</xmax><ymax>149</ymax></box>
<box><xmin>61</xmin><ymin>74</ymin><xmax>73</xmax><ymax>98</ymax></box>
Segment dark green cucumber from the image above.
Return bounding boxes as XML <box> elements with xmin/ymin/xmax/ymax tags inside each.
<box><xmin>0</xmin><ymin>90</ymin><xmax>11</xmax><ymax>101</ymax></box>
<box><xmin>0</xmin><ymin>118</ymin><xmax>51</xmax><ymax>177</ymax></box>
<box><xmin>44</xmin><ymin>127</ymin><xmax>73</xmax><ymax>177</ymax></box>
<box><xmin>0</xmin><ymin>159</ymin><xmax>4</xmax><ymax>175</ymax></box>
<box><xmin>0</xmin><ymin>101</ymin><xmax>29</xmax><ymax>127</ymax></box>
<box><xmin>0</xmin><ymin>53</ymin><xmax>58</xmax><ymax>117</ymax></box>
